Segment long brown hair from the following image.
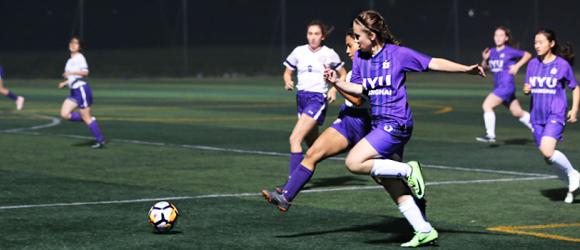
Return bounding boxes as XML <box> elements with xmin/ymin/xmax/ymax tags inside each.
<box><xmin>353</xmin><ymin>10</ymin><xmax>400</xmax><ymax>46</ymax></box>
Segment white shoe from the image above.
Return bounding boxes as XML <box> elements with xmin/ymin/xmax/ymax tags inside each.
<box><xmin>564</xmin><ymin>192</ymin><xmax>574</xmax><ymax>204</ymax></box>
<box><xmin>16</xmin><ymin>96</ymin><xmax>25</xmax><ymax>111</ymax></box>
<box><xmin>568</xmin><ymin>171</ymin><xmax>580</xmax><ymax>193</ymax></box>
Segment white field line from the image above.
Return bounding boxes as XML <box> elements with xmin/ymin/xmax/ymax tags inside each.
<box><xmin>0</xmin><ymin>175</ymin><xmax>557</xmax><ymax>210</ymax></box>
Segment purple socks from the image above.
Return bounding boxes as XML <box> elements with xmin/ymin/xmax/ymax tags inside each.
<box><xmin>282</xmin><ymin>164</ymin><xmax>313</xmax><ymax>202</ymax></box>
<box><xmin>88</xmin><ymin>120</ymin><xmax>105</xmax><ymax>143</ymax></box>
<box><xmin>288</xmin><ymin>152</ymin><xmax>304</xmax><ymax>175</ymax></box>
<box><xmin>6</xmin><ymin>91</ymin><xmax>17</xmax><ymax>101</ymax></box>
<box><xmin>69</xmin><ymin>112</ymin><xmax>83</xmax><ymax>122</ymax></box>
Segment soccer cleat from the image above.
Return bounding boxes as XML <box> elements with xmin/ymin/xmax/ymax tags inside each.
<box><xmin>91</xmin><ymin>141</ymin><xmax>105</xmax><ymax>149</ymax></box>
<box><xmin>261</xmin><ymin>189</ymin><xmax>291</xmax><ymax>212</ymax></box>
<box><xmin>15</xmin><ymin>96</ymin><xmax>25</xmax><ymax>111</ymax></box>
<box><xmin>476</xmin><ymin>135</ymin><xmax>496</xmax><ymax>143</ymax></box>
<box><xmin>401</xmin><ymin>229</ymin><xmax>439</xmax><ymax>248</ymax></box>
<box><xmin>406</xmin><ymin>161</ymin><xmax>426</xmax><ymax>199</ymax></box>
<box><xmin>564</xmin><ymin>192</ymin><xmax>575</xmax><ymax>204</ymax></box>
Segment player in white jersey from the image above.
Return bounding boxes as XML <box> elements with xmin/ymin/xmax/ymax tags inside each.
<box><xmin>58</xmin><ymin>36</ymin><xmax>105</xmax><ymax>148</ymax></box>
<box><xmin>282</xmin><ymin>20</ymin><xmax>347</xmax><ymax>176</ymax></box>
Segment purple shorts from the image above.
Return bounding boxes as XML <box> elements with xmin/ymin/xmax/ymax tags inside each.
<box><xmin>67</xmin><ymin>84</ymin><xmax>93</xmax><ymax>109</ymax></box>
<box><xmin>296</xmin><ymin>91</ymin><xmax>327</xmax><ymax>125</ymax></box>
<box><xmin>492</xmin><ymin>87</ymin><xmax>516</xmax><ymax>106</ymax></box>
<box><xmin>330</xmin><ymin>104</ymin><xmax>371</xmax><ymax>146</ymax></box>
<box><xmin>532</xmin><ymin>122</ymin><xmax>564</xmax><ymax>147</ymax></box>
<box><xmin>364</xmin><ymin>121</ymin><xmax>413</xmax><ymax>159</ymax></box>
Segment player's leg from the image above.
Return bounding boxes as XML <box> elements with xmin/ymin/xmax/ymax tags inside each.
<box><xmin>77</xmin><ymin>85</ymin><xmax>105</xmax><ymax>148</ymax></box>
<box><xmin>60</xmin><ymin>98</ymin><xmax>80</xmax><ymax>121</ymax></box>
<box><xmin>287</xmin><ymin>114</ymin><xmax>318</xmax><ymax>174</ymax></box>
<box><xmin>477</xmin><ymin>93</ymin><xmax>503</xmax><ymax>142</ymax></box>
<box><xmin>0</xmin><ymin>80</ymin><xmax>24</xmax><ymax>110</ymax></box>
<box><xmin>263</xmin><ymin>127</ymin><xmax>349</xmax><ymax>212</ymax></box>
<box><xmin>539</xmin><ymin>135</ymin><xmax>579</xmax><ymax>203</ymax></box>
<box><xmin>508</xmin><ymin>99</ymin><xmax>533</xmax><ymax>131</ymax></box>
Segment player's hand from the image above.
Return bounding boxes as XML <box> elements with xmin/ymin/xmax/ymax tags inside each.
<box><xmin>326</xmin><ymin>87</ymin><xmax>337</xmax><ymax>103</ymax></box>
<box><xmin>567</xmin><ymin>109</ymin><xmax>578</xmax><ymax>123</ymax></box>
<box><xmin>324</xmin><ymin>68</ymin><xmax>338</xmax><ymax>84</ymax></box>
<box><xmin>466</xmin><ymin>64</ymin><xmax>486</xmax><ymax>77</ymax></box>
<box><xmin>482</xmin><ymin>47</ymin><xmax>490</xmax><ymax>60</ymax></box>
<box><xmin>58</xmin><ymin>81</ymin><xmax>68</xmax><ymax>89</ymax></box>
<box><xmin>508</xmin><ymin>65</ymin><xmax>520</xmax><ymax>75</ymax></box>
<box><xmin>523</xmin><ymin>83</ymin><xmax>531</xmax><ymax>95</ymax></box>
<box><xmin>284</xmin><ymin>81</ymin><xmax>294</xmax><ymax>91</ymax></box>
<box><xmin>62</xmin><ymin>72</ymin><xmax>69</xmax><ymax>78</ymax></box>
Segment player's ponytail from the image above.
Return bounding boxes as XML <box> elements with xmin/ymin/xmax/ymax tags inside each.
<box><xmin>537</xmin><ymin>29</ymin><xmax>575</xmax><ymax>66</ymax></box>
<box><xmin>354</xmin><ymin>10</ymin><xmax>401</xmax><ymax>46</ymax></box>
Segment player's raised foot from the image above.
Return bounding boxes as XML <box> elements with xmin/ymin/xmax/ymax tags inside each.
<box><xmin>261</xmin><ymin>189</ymin><xmax>291</xmax><ymax>212</ymax></box>
<box><xmin>476</xmin><ymin>135</ymin><xmax>496</xmax><ymax>143</ymax></box>
<box><xmin>401</xmin><ymin>229</ymin><xmax>438</xmax><ymax>248</ymax></box>
<box><xmin>406</xmin><ymin>161</ymin><xmax>426</xmax><ymax>199</ymax></box>
<box><xmin>91</xmin><ymin>141</ymin><xmax>105</xmax><ymax>149</ymax></box>
<box><xmin>15</xmin><ymin>96</ymin><xmax>25</xmax><ymax>111</ymax></box>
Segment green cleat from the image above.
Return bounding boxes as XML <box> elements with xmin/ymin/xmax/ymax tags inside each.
<box><xmin>401</xmin><ymin>229</ymin><xmax>438</xmax><ymax>247</ymax></box>
<box><xmin>406</xmin><ymin>161</ymin><xmax>426</xmax><ymax>199</ymax></box>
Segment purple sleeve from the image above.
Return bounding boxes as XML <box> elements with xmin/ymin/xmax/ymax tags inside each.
<box><xmin>399</xmin><ymin>47</ymin><xmax>432</xmax><ymax>72</ymax></box>
<box><xmin>511</xmin><ymin>48</ymin><xmax>525</xmax><ymax>59</ymax></box>
<box><xmin>350</xmin><ymin>53</ymin><xmax>362</xmax><ymax>84</ymax></box>
<box><xmin>564</xmin><ymin>63</ymin><xmax>578</xmax><ymax>89</ymax></box>
<box><xmin>0</xmin><ymin>66</ymin><xmax>4</xmax><ymax>79</ymax></box>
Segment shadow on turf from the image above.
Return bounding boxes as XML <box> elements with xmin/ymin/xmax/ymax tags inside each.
<box><xmin>487</xmin><ymin>138</ymin><xmax>534</xmax><ymax>148</ymax></box>
<box><xmin>541</xmin><ymin>188</ymin><xmax>576</xmax><ymax>203</ymax></box>
<box><xmin>303</xmin><ymin>176</ymin><xmax>368</xmax><ymax>189</ymax></box>
<box><xmin>276</xmin><ymin>217</ymin><xmax>490</xmax><ymax>245</ymax></box>
<box><xmin>71</xmin><ymin>140</ymin><xmax>96</xmax><ymax>147</ymax></box>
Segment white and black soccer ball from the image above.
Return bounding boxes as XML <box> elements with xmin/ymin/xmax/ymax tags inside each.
<box><xmin>148</xmin><ymin>201</ymin><xmax>179</xmax><ymax>233</ymax></box>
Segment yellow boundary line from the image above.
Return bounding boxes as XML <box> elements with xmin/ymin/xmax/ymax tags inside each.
<box><xmin>487</xmin><ymin>223</ymin><xmax>580</xmax><ymax>243</ymax></box>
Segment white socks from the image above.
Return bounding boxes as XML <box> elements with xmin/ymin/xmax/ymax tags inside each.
<box><xmin>371</xmin><ymin>159</ymin><xmax>411</xmax><ymax>178</ymax></box>
<box><xmin>398</xmin><ymin>198</ymin><xmax>432</xmax><ymax>233</ymax></box>
<box><xmin>518</xmin><ymin>112</ymin><xmax>533</xmax><ymax>131</ymax></box>
<box><xmin>549</xmin><ymin>150</ymin><xmax>576</xmax><ymax>175</ymax></box>
<box><xmin>483</xmin><ymin>112</ymin><xmax>496</xmax><ymax>138</ymax></box>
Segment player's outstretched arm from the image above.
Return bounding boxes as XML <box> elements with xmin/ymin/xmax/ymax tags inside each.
<box><xmin>568</xmin><ymin>86</ymin><xmax>579</xmax><ymax>123</ymax></box>
<box><xmin>324</xmin><ymin>68</ymin><xmax>363</xmax><ymax>106</ymax></box>
<box><xmin>428</xmin><ymin>58</ymin><xmax>486</xmax><ymax>77</ymax></box>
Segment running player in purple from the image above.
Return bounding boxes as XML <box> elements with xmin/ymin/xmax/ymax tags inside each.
<box><xmin>0</xmin><ymin>66</ymin><xmax>25</xmax><ymax>110</ymax></box>
<box><xmin>325</xmin><ymin>10</ymin><xmax>485</xmax><ymax>247</ymax></box>
<box><xmin>263</xmin><ymin>30</ymin><xmax>427</xmax><ymax>219</ymax></box>
<box><xmin>282</xmin><ymin>20</ymin><xmax>347</xmax><ymax>176</ymax></box>
<box><xmin>58</xmin><ymin>36</ymin><xmax>106</xmax><ymax>149</ymax></box>
<box><xmin>477</xmin><ymin>26</ymin><xmax>533</xmax><ymax>143</ymax></box>
<box><xmin>523</xmin><ymin>29</ymin><xmax>579</xmax><ymax>203</ymax></box>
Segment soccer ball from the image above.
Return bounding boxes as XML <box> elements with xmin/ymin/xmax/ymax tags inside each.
<box><xmin>148</xmin><ymin>201</ymin><xmax>179</xmax><ymax>233</ymax></box>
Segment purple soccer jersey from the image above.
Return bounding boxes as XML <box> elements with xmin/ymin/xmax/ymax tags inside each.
<box><xmin>351</xmin><ymin>44</ymin><xmax>432</xmax><ymax>128</ymax></box>
<box><xmin>0</xmin><ymin>66</ymin><xmax>4</xmax><ymax>79</ymax></box>
<box><xmin>489</xmin><ymin>46</ymin><xmax>525</xmax><ymax>90</ymax></box>
<box><xmin>526</xmin><ymin>56</ymin><xmax>578</xmax><ymax>125</ymax></box>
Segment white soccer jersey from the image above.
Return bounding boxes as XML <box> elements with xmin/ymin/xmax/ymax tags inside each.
<box><xmin>65</xmin><ymin>53</ymin><xmax>89</xmax><ymax>89</ymax></box>
<box><xmin>283</xmin><ymin>45</ymin><xmax>344</xmax><ymax>93</ymax></box>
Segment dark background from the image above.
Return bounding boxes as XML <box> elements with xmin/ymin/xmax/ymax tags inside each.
<box><xmin>0</xmin><ymin>0</ymin><xmax>577</xmax><ymax>78</ymax></box>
